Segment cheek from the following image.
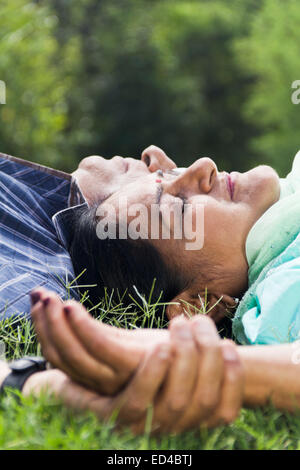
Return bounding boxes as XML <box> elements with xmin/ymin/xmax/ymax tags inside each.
<box><xmin>202</xmin><ymin>203</ymin><xmax>242</xmax><ymax>251</ymax></box>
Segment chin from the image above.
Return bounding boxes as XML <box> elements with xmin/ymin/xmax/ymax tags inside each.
<box><xmin>250</xmin><ymin>165</ymin><xmax>280</xmax><ymax>213</ymax></box>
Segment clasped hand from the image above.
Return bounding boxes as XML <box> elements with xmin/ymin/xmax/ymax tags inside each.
<box><xmin>28</xmin><ymin>288</ymin><xmax>244</xmax><ymax>434</ymax></box>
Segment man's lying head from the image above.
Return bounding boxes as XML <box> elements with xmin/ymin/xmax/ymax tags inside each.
<box><xmin>70</xmin><ymin>146</ymin><xmax>280</xmax><ymax>322</ymax></box>
<box><xmin>72</xmin><ymin>145</ymin><xmax>177</xmax><ymax>205</ymax></box>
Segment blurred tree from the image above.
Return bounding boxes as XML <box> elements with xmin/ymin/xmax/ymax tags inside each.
<box><xmin>5</xmin><ymin>0</ymin><xmax>291</xmax><ymax>176</ymax></box>
<box><xmin>235</xmin><ymin>0</ymin><xmax>300</xmax><ymax>176</ymax></box>
<box><xmin>0</xmin><ymin>0</ymin><xmax>73</xmax><ymax>168</ymax></box>
<box><xmin>51</xmin><ymin>0</ymin><xmax>261</xmax><ymax>171</ymax></box>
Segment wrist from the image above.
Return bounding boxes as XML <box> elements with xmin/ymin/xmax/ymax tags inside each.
<box><xmin>235</xmin><ymin>345</ymin><xmax>270</xmax><ymax>408</ymax></box>
<box><xmin>0</xmin><ymin>357</ymin><xmax>48</xmax><ymax>397</ymax></box>
<box><xmin>22</xmin><ymin>369</ymin><xmax>67</xmax><ymax>397</ymax></box>
<box><xmin>22</xmin><ymin>370</ymin><xmax>48</xmax><ymax>396</ymax></box>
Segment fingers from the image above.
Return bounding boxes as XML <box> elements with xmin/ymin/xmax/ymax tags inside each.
<box><xmin>150</xmin><ymin>317</ymin><xmax>199</xmax><ymax>433</ymax></box>
<box><xmin>22</xmin><ymin>344</ymin><xmax>171</xmax><ymax>436</ymax></box>
<box><xmin>31</xmin><ymin>288</ymin><xmax>120</xmax><ymax>394</ymax></box>
<box><xmin>204</xmin><ymin>340</ymin><xmax>244</xmax><ymax>428</ymax></box>
<box><xmin>117</xmin><ymin>343</ymin><xmax>171</xmax><ymax>428</ymax></box>
<box><xmin>191</xmin><ymin>315</ymin><xmax>223</xmax><ymax>416</ymax></box>
<box><xmin>31</xmin><ymin>289</ymin><xmax>69</xmax><ymax>376</ymax></box>
<box><xmin>31</xmin><ymin>288</ymin><xmax>171</xmax><ymax>397</ymax></box>
<box><xmin>170</xmin><ymin>315</ymin><xmax>224</xmax><ymax>433</ymax></box>
<box><xmin>88</xmin><ymin>342</ymin><xmax>171</xmax><ymax>431</ymax></box>
<box><xmin>31</xmin><ymin>289</ymin><xmax>243</xmax><ymax>434</ymax></box>
<box><xmin>63</xmin><ymin>299</ymin><xmax>143</xmax><ymax>372</ymax></box>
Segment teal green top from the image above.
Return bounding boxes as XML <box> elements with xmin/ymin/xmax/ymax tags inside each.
<box><xmin>232</xmin><ymin>151</ymin><xmax>300</xmax><ymax>344</ymax></box>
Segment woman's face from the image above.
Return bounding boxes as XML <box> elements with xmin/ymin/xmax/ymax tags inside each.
<box><xmin>93</xmin><ymin>147</ymin><xmax>280</xmax><ymax>306</ymax></box>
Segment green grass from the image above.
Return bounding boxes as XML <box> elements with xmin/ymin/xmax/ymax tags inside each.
<box><xmin>0</xmin><ymin>289</ymin><xmax>300</xmax><ymax>450</ymax></box>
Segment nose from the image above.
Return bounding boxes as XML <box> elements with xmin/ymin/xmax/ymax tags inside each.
<box><xmin>168</xmin><ymin>157</ymin><xmax>218</xmax><ymax>195</ymax></box>
<box><xmin>141</xmin><ymin>145</ymin><xmax>177</xmax><ymax>172</ymax></box>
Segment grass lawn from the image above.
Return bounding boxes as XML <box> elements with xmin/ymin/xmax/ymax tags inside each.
<box><xmin>0</xmin><ymin>291</ymin><xmax>300</xmax><ymax>450</ymax></box>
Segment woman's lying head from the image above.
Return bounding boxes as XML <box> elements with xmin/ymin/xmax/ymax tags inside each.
<box><xmin>71</xmin><ymin>146</ymin><xmax>280</xmax><ymax>321</ymax></box>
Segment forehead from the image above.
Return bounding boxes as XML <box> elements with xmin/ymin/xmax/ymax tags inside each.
<box><xmin>105</xmin><ymin>172</ymin><xmax>159</xmax><ymax>207</ymax></box>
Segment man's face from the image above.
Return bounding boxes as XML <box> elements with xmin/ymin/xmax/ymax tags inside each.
<box><xmin>72</xmin><ymin>145</ymin><xmax>177</xmax><ymax>205</ymax></box>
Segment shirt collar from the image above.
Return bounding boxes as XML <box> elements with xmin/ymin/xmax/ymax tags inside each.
<box><xmin>52</xmin><ymin>202</ymin><xmax>89</xmax><ymax>250</ymax></box>
<box><xmin>0</xmin><ymin>151</ymin><xmax>89</xmax><ymax>252</ymax></box>
<box><xmin>52</xmin><ymin>172</ymin><xmax>89</xmax><ymax>250</ymax></box>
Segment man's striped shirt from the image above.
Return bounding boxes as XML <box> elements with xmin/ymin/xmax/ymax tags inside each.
<box><xmin>0</xmin><ymin>152</ymin><xmax>87</xmax><ymax>319</ymax></box>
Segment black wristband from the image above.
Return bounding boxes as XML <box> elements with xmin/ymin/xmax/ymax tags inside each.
<box><xmin>0</xmin><ymin>356</ymin><xmax>47</xmax><ymax>395</ymax></box>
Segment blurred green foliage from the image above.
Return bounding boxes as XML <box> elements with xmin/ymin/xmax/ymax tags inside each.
<box><xmin>0</xmin><ymin>0</ymin><xmax>299</xmax><ymax>175</ymax></box>
<box><xmin>0</xmin><ymin>0</ymin><xmax>71</xmax><ymax>168</ymax></box>
<box><xmin>235</xmin><ymin>0</ymin><xmax>300</xmax><ymax>175</ymax></box>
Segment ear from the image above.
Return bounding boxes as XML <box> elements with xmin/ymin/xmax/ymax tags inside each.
<box><xmin>206</xmin><ymin>293</ymin><xmax>238</xmax><ymax>323</ymax></box>
<box><xmin>166</xmin><ymin>290</ymin><xmax>238</xmax><ymax>324</ymax></box>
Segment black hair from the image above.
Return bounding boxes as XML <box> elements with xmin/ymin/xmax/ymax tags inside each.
<box><xmin>69</xmin><ymin>204</ymin><xmax>188</xmax><ymax>314</ymax></box>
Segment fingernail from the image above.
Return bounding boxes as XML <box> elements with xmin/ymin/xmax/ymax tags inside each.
<box><xmin>63</xmin><ymin>306</ymin><xmax>72</xmax><ymax>315</ymax></box>
<box><xmin>43</xmin><ymin>297</ymin><xmax>51</xmax><ymax>307</ymax></box>
<box><xmin>178</xmin><ymin>326</ymin><xmax>192</xmax><ymax>340</ymax></box>
<box><xmin>30</xmin><ymin>291</ymin><xmax>41</xmax><ymax>306</ymax></box>
<box><xmin>222</xmin><ymin>342</ymin><xmax>238</xmax><ymax>362</ymax></box>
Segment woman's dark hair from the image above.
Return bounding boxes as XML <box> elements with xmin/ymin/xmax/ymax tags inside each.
<box><xmin>69</xmin><ymin>204</ymin><xmax>188</xmax><ymax>314</ymax></box>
